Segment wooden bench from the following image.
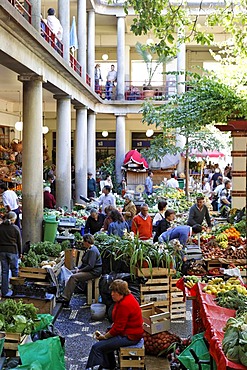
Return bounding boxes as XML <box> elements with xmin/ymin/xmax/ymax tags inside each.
<box><xmin>119</xmin><ymin>338</ymin><xmax>145</xmax><ymax>369</ymax></box>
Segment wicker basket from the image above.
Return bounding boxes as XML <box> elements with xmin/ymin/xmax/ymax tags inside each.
<box><xmin>11</xmin><ymin>139</ymin><xmax>22</xmax><ymax>152</ymax></box>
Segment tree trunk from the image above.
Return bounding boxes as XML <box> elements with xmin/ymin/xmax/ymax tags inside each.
<box><xmin>185</xmin><ymin>142</ymin><xmax>190</xmax><ymax>198</ymax></box>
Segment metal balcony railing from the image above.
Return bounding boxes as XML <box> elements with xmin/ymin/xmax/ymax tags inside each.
<box><xmin>41</xmin><ymin>19</ymin><xmax>63</xmax><ymax>57</ymax></box>
<box><xmin>70</xmin><ymin>53</ymin><xmax>82</xmax><ymax>76</ymax></box>
<box><xmin>8</xmin><ymin>0</ymin><xmax>32</xmax><ymax>23</ymax></box>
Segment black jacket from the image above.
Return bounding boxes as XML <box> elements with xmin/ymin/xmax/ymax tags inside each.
<box><xmin>84</xmin><ymin>214</ymin><xmax>105</xmax><ymax>235</ymax></box>
<box><xmin>153</xmin><ymin>219</ymin><xmax>171</xmax><ymax>242</ymax></box>
<box><xmin>0</xmin><ymin>222</ymin><xmax>22</xmax><ymax>255</ymax></box>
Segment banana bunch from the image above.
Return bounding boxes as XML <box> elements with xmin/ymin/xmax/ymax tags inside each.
<box><xmin>219</xmin><ymin>241</ymin><xmax>228</xmax><ymax>249</ymax></box>
<box><xmin>216</xmin><ymin>233</ymin><xmax>228</xmax><ymax>243</ymax></box>
<box><xmin>185</xmin><ymin>280</ymin><xmax>195</xmax><ymax>289</ymax></box>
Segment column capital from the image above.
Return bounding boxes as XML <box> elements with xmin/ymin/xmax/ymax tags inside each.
<box><xmin>88</xmin><ymin>8</ymin><xmax>95</xmax><ymax>13</ymax></box>
<box><xmin>88</xmin><ymin>111</ymin><xmax>97</xmax><ymax>116</ymax></box>
<box><xmin>115</xmin><ymin>113</ymin><xmax>126</xmax><ymax>117</ymax></box>
<box><xmin>74</xmin><ymin>104</ymin><xmax>88</xmax><ymax>110</ymax></box>
<box><xmin>53</xmin><ymin>94</ymin><xmax>72</xmax><ymax>101</ymax></box>
<box><xmin>18</xmin><ymin>74</ymin><xmax>46</xmax><ymax>83</ymax></box>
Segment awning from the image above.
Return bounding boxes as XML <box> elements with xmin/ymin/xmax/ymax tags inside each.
<box><xmin>123</xmin><ymin>149</ymin><xmax>149</xmax><ymax>169</ymax></box>
<box><xmin>184</xmin><ymin>149</ymin><xmax>225</xmax><ymax>158</ymax></box>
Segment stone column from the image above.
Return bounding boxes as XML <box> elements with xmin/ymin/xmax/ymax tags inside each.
<box><xmin>77</xmin><ymin>0</ymin><xmax>87</xmax><ymax>80</ymax></box>
<box><xmin>231</xmin><ymin>132</ymin><xmax>247</xmax><ymax>208</ymax></box>
<box><xmin>87</xmin><ymin>112</ymin><xmax>96</xmax><ymax>177</ymax></box>
<box><xmin>74</xmin><ymin>105</ymin><xmax>88</xmax><ymax>202</ymax></box>
<box><xmin>125</xmin><ymin>45</ymin><xmax>130</xmax><ymax>87</ymax></box>
<box><xmin>117</xmin><ymin>16</ymin><xmax>125</xmax><ymax>100</ymax></box>
<box><xmin>58</xmin><ymin>0</ymin><xmax>70</xmax><ymax>62</ymax></box>
<box><xmin>87</xmin><ymin>10</ymin><xmax>95</xmax><ymax>90</ymax></box>
<box><xmin>54</xmin><ymin>95</ymin><xmax>72</xmax><ymax>210</ymax></box>
<box><xmin>115</xmin><ymin>114</ymin><xmax>126</xmax><ymax>183</ymax></box>
<box><xmin>18</xmin><ymin>74</ymin><xmax>43</xmax><ymax>244</ymax></box>
<box><xmin>30</xmin><ymin>0</ymin><xmax>41</xmax><ymax>31</ymax></box>
<box><xmin>176</xmin><ymin>37</ymin><xmax>186</xmax><ymax>175</ymax></box>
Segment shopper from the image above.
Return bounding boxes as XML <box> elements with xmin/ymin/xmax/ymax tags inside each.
<box><xmin>102</xmin><ymin>205</ymin><xmax>115</xmax><ymax>231</ymax></box>
<box><xmin>86</xmin><ymin>279</ymin><xmax>143</xmax><ymax>370</ymax></box>
<box><xmin>105</xmin><ymin>65</ymin><xmax>117</xmax><ymax>100</ymax></box>
<box><xmin>104</xmin><ymin>174</ymin><xmax>113</xmax><ymax>191</ymax></box>
<box><xmin>152</xmin><ymin>200</ymin><xmax>167</xmax><ymax>232</ymax></box>
<box><xmin>84</xmin><ymin>208</ymin><xmax>105</xmax><ymax>235</ymax></box>
<box><xmin>0</xmin><ymin>212</ymin><xmax>22</xmax><ymax>297</ymax></box>
<box><xmin>122</xmin><ymin>193</ymin><xmax>137</xmax><ymax>228</ymax></box>
<box><xmin>96</xmin><ymin>186</ymin><xmax>116</xmax><ymax>215</ymax></box>
<box><xmin>108</xmin><ymin>209</ymin><xmax>129</xmax><ymax>237</ymax></box>
<box><xmin>43</xmin><ymin>186</ymin><xmax>56</xmax><ymax>209</ymax></box>
<box><xmin>131</xmin><ymin>203</ymin><xmax>152</xmax><ymax>240</ymax></box>
<box><xmin>87</xmin><ymin>172</ymin><xmax>97</xmax><ymax>198</ymax></box>
<box><xmin>57</xmin><ymin>234</ymin><xmax>102</xmax><ymax>306</ymax></box>
<box><xmin>95</xmin><ymin>64</ymin><xmax>103</xmax><ymax>92</ymax></box>
<box><xmin>46</xmin><ymin>8</ymin><xmax>63</xmax><ymax>41</ymax></box>
<box><xmin>202</xmin><ymin>177</ymin><xmax>211</xmax><ymax>198</ymax></box>
<box><xmin>144</xmin><ymin>171</ymin><xmax>153</xmax><ymax>195</ymax></box>
<box><xmin>0</xmin><ymin>182</ymin><xmax>21</xmax><ymax>229</ymax></box>
<box><xmin>187</xmin><ymin>196</ymin><xmax>212</xmax><ymax>229</ymax></box>
<box><xmin>166</xmin><ymin>173</ymin><xmax>179</xmax><ymax>189</ymax></box>
<box><xmin>153</xmin><ymin>209</ymin><xmax>175</xmax><ymax>243</ymax></box>
<box><xmin>211</xmin><ymin>176</ymin><xmax>224</xmax><ymax>211</ymax></box>
<box><xmin>219</xmin><ymin>180</ymin><xmax>232</xmax><ymax>215</ymax></box>
<box><xmin>158</xmin><ymin>224</ymin><xmax>202</xmax><ymax>246</ymax></box>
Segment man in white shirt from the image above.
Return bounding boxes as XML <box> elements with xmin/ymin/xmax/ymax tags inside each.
<box><xmin>167</xmin><ymin>173</ymin><xmax>179</xmax><ymax>189</ymax></box>
<box><xmin>0</xmin><ymin>182</ymin><xmax>20</xmax><ymax>228</ymax></box>
<box><xmin>105</xmin><ymin>65</ymin><xmax>117</xmax><ymax>100</ymax></box>
<box><xmin>46</xmin><ymin>8</ymin><xmax>63</xmax><ymax>41</ymax></box>
<box><xmin>96</xmin><ymin>185</ymin><xmax>116</xmax><ymax>215</ymax></box>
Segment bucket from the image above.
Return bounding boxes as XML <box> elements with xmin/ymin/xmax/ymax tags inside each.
<box><xmin>0</xmin><ymin>332</ymin><xmax>5</xmax><ymax>355</ymax></box>
<box><xmin>90</xmin><ymin>303</ymin><xmax>106</xmax><ymax>320</ymax></box>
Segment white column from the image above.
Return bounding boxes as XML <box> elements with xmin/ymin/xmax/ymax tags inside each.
<box><xmin>77</xmin><ymin>0</ymin><xmax>87</xmax><ymax>80</ymax></box>
<box><xmin>58</xmin><ymin>0</ymin><xmax>70</xmax><ymax>62</ymax></box>
<box><xmin>54</xmin><ymin>95</ymin><xmax>72</xmax><ymax>210</ymax></box>
<box><xmin>18</xmin><ymin>74</ymin><xmax>43</xmax><ymax>244</ymax></box>
<box><xmin>125</xmin><ymin>45</ymin><xmax>130</xmax><ymax>87</ymax></box>
<box><xmin>30</xmin><ymin>0</ymin><xmax>41</xmax><ymax>31</ymax></box>
<box><xmin>87</xmin><ymin>112</ymin><xmax>96</xmax><ymax>177</ymax></box>
<box><xmin>87</xmin><ymin>10</ymin><xmax>95</xmax><ymax>90</ymax></box>
<box><xmin>74</xmin><ymin>106</ymin><xmax>88</xmax><ymax>202</ymax></box>
<box><xmin>117</xmin><ymin>16</ymin><xmax>125</xmax><ymax>100</ymax></box>
<box><xmin>115</xmin><ymin>114</ymin><xmax>126</xmax><ymax>183</ymax></box>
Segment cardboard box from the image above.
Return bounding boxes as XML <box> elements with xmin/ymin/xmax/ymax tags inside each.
<box><xmin>141</xmin><ymin>303</ymin><xmax>170</xmax><ymax>334</ymax></box>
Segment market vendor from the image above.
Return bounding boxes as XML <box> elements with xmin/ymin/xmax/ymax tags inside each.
<box><xmin>158</xmin><ymin>224</ymin><xmax>202</xmax><ymax>246</ymax></box>
<box><xmin>43</xmin><ymin>186</ymin><xmax>56</xmax><ymax>209</ymax></box>
<box><xmin>187</xmin><ymin>196</ymin><xmax>212</xmax><ymax>230</ymax></box>
<box><xmin>86</xmin><ymin>279</ymin><xmax>143</xmax><ymax>370</ymax></box>
<box><xmin>0</xmin><ymin>182</ymin><xmax>21</xmax><ymax>229</ymax></box>
<box><xmin>131</xmin><ymin>203</ymin><xmax>152</xmax><ymax>240</ymax></box>
<box><xmin>0</xmin><ymin>211</ymin><xmax>22</xmax><ymax>297</ymax></box>
<box><xmin>94</xmin><ymin>185</ymin><xmax>116</xmax><ymax>215</ymax></box>
<box><xmin>84</xmin><ymin>208</ymin><xmax>105</xmax><ymax>235</ymax></box>
<box><xmin>57</xmin><ymin>233</ymin><xmax>102</xmax><ymax>306</ymax></box>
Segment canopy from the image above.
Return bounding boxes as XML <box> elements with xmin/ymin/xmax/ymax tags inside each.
<box><xmin>123</xmin><ymin>149</ymin><xmax>149</xmax><ymax>169</ymax></box>
<box><xmin>186</xmin><ymin>149</ymin><xmax>225</xmax><ymax>158</ymax></box>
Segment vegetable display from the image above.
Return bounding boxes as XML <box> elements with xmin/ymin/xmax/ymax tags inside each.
<box><xmin>21</xmin><ymin>241</ymin><xmax>62</xmax><ymax>267</ymax></box>
<box><xmin>202</xmin><ymin>277</ymin><xmax>247</xmax><ymax>296</ymax></box>
<box><xmin>215</xmin><ymin>289</ymin><xmax>247</xmax><ymax>311</ymax></box>
<box><xmin>0</xmin><ymin>299</ymin><xmax>38</xmax><ymax>335</ymax></box>
<box><xmin>143</xmin><ymin>330</ymin><xmax>180</xmax><ymax>356</ymax></box>
<box><xmin>222</xmin><ymin>312</ymin><xmax>247</xmax><ymax>367</ymax></box>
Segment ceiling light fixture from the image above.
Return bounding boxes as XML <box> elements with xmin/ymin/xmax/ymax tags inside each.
<box><xmin>102</xmin><ymin>130</ymin><xmax>109</xmax><ymax>137</ymax></box>
<box><xmin>146</xmin><ymin>129</ymin><xmax>154</xmax><ymax>137</ymax></box>
<box><xmin>102</xmin><ymin>54</ymin><xmax>109</xmax><ymax>61</ymax></box>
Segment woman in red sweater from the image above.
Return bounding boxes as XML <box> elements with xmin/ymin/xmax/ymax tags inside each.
<box><xmin>86</xmin><ymin>279</ymin><xmax>143</xmax><ymax>370</ymax></box>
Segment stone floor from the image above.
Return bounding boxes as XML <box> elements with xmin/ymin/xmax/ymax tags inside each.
<box><xmin>54</xmin><ymin>295</ymin><xmax>193</xmax><ymax>370</ymax></box>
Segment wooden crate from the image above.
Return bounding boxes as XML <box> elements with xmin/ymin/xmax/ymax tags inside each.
<box><xmin>119</xmin><ymin>345</ymin><xmax>145</xmax><ymax>369</ymax></box>
<box><xmin>19</xmin><ymin>267</ymin><xmax>48</xmax><ymax>280</ymax></box>
<box><xmin>134</xmin><ymin>266</ymin><xmax>175</xmax><ymax>278</ymax></box>
<box><xmin>204</xmin><ymin>259</ymin><xmax>222</xmax><ymax>271</ymax></box>
<box><xmin>170</xmin><ymin>278</ymin><xmax>186</xmax><ymax>320</ymax></box>
<box><xmin>9</xmin><ymin>294</ymin><xmax>56</xmax><ymax>314</ymax></box>
<box><xmin>140</xmin><ymin>277</ymin><xmax>170</xmax><ymax>311</ymax></box>
<box><xmin>2</xmin><ymin>332</ymin><xmax>28</xmax><ymax>353</ymax></box>
<box><xmin>141</xmin><ymin>303</ymin><xmax>170</xmax><ymax>334</ymax></box>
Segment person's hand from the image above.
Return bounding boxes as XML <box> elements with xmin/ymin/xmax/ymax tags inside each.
<box><xmin>125</xmin><ymin>211</ymin><xmax>131</xmax><ymax>216</ymax></box>
<box><xmin>97</xmin><ymin>334</ymin><xmax>106</xmax><ymax>341</ymax></box>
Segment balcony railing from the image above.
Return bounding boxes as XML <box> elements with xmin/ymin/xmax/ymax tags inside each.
<box><xmin>86</xmin><ymin>74</ymin><xmax>91</xmax><ymax>87</ymax></box>
<box><xmin>40</xmin><ymin>19</ymin><xmax>63</xmax><ymax>57</ymax></box>
<box><xmin>8</xmin><ymin>0</ymin><xmax>32</xmax><ymax>23</ymax></box>
<box><xmin>70</xmin><ymin>53</ymin><xmax>82</xmax><ymax>76</ymax></box>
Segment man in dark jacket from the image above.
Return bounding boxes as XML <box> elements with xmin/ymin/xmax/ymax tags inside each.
<box><xmin>187</xmin><ymin>196</ymin><xmax>212</xmax><ymax>230</ymax></box>
<box><xmin>0</xmin><ymin>211</ymin><xmax>22</xmax><ymax>296</ymax></box>
<box><xmin>84</xmin><ymin>208</ymin><xmax>105</xmax><ymax>235</ymax></box>
<box><xmin>57</xmin><ymin>234</ymin><xmax>102</xmax><ymax>306</ymax></box>
<box><xmin>87</xmin><ymin>172</ymin><xmax>97</xmax><ymax>198</ymax></box>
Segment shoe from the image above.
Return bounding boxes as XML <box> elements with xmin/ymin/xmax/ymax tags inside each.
<box><xmin>56</xmin><ymin>297</ymin><xmax>70</xmax><ymax>307</ymax></box>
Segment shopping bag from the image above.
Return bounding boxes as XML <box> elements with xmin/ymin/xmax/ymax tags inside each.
<box><xmin>18</xmin><ymin>336</ymin><xmax>65</xmax><ymax>370</ymax></box>
<box><xmin>32</xmin><ymin>314</ymin><xmax>54</xmax><ymax>333</ymax></box>
<box><xmin>12</xmin><ymin>361</ymin><xmax>42</xmax><ymax>370</ymax></box>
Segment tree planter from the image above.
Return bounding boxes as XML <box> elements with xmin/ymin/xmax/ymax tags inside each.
<box><xmin>143</xmin><ymin>89</ymin><xmax>155</xmax><ymax>98</ymax></box>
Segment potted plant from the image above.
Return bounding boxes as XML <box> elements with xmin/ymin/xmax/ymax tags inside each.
<box><xmin>135</xmin><ymin>41</ymin><xmax>175</xmax><ymax>98</ymax></box>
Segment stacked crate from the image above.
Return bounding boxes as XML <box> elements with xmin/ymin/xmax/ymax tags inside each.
<box><xmin>169</xmin><ymin>278</ymin><xmax>186</xmax><ymax>320</ymax></box>
<box><xmin>137</xmin><ymin>268</ymin><xmax>173</xmax><ymax>312</ymax></box>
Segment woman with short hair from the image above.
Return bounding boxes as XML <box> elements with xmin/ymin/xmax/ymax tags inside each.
<box><xmin>86</xmin><ymin>279</ymin><xmax>143</xmax><ymax>370</ymax></box>
<box><xmin>84</xmin><ymin>208</ymin><xmax>105</xmax><ymax>235</ymax></box>
<box><xmin>108</xmin><ymin>209</ymin><xmax>130</xmax><ymax>237</ymax></box>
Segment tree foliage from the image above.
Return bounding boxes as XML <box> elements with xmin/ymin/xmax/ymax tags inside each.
<box><xmin>124</xmin><ymin>0</ymin><xmax>247</xmax><ymax>56</ymax></box>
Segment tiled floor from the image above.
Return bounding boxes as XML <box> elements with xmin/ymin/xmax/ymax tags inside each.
<box><xmin>55</xmin><ymin>295</ymin><xmax>192</xmax><ymax>370</ymax></box>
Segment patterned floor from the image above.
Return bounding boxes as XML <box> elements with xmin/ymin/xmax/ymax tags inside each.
<box><xmin>54</xmin><ymin>295</ymin><xmax>192</xmax><ymax>370</ymax></box>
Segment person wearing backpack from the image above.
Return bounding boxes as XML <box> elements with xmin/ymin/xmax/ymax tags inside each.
<box><xmin>153</xmin><ymin>209</ymin><xmax>176</xmax><ymax>242</ymax></box>
<box><xmin>152</xmin><ymin>200</ymin><xmax>167</xmax><ymax>233</ymax></box>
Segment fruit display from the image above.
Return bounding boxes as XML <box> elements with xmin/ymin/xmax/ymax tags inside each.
<box><xmin>184</xmin><ymin>275</ymin><xmax>201</xmax><ymax>289</ymax></box>
<box><xmin>143</xmin><ymin>330</ymin><xmax>181</xmax><ymax>356</ymax></box>
<box><xmin>202</xmin><ymin>277</ymin><xmax>247</xmax><ymax>296</ymax></box>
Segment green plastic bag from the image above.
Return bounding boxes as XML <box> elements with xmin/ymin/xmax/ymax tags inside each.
<box><xmin>12</xmin><ymin>360</ymin><xmax>43</xmax><ymax>369</ymax></box>
<box><xmin>33</xmin><ymin>314</ymin><xmax>54</xmax><ymax>333</ymax></box>
<box><xmin>18</xmin><ymin>336</ymin><xmax>65</xmax><ymax>370</ymax></box>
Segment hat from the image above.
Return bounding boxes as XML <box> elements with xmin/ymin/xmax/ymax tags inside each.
<box><xmin>124</xmin><ymin>193</ymin><xmax>133</xmax><ymax>201</ymax></box>
<box><xmin>47</xmin><ymin>8</ymin><xmax>55</xmax><ymax>15</ymax></box>
<box><xmin>44</xmin><ymin>186</ymin><xmax>51</xmax><ymax>193</ymax></box>
<box><xmin>7</xmin><ymin>211</ymin><xmax>17</xmax><ymax>220</ymax></box>
<box><xmin>88</xmin><ymin>172</ymin><xmax>93</xmax><ymax>176</ymax></box>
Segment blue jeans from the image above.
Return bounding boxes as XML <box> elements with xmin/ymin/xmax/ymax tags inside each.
<box><xmin>86</xmin><ymin>335</ymin><xmax>140</xmax><ymax>369</ymax></box>
<box><xmin>106</xmin><ymin>81</ymin><xmax>113</xmax><ymax>100</ymax></box>
<box><xmin>0</xmin><ymin>252</ymin><xmax>19</xmax><ymax>296</ymax></box>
